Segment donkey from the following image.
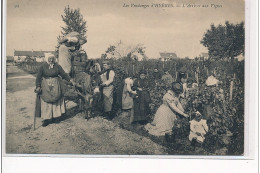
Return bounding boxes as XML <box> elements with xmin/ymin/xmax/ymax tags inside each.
<box><xmin>74</xmin><ymin>61</ymin><xmax>102</xmax><ymax>119</ymax></box>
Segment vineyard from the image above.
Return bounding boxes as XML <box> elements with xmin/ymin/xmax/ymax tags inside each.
<box><xmin>17</xmin><ymin>58</ymin><xmax>244</xmax><ymax>155</ymax></box>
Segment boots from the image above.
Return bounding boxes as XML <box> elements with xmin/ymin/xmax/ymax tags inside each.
<box><xmin>191</xmin><ymin>138</ymin><xmax>196</xmax><ymax>151</ymax></box>
<box><xmin>102</xmin><ymin>111</ymin><xmax>111</xmax><ymax>120</ymax></box>
<box><xmin>42</xmin><ymin>118</ymin><xmax>53</xmax><ymax>127</ymax></box>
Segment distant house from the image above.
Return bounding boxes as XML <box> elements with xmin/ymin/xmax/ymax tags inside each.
<box><xmin>159</xmin><ymin>52</ymin><xmax>178</xmax><ymax>61</ymax></box>
<box><xmin>14</xmin><ymin>50</ymin><xmax>55</xmax><ymax>62</ymax></box>
<box><xmin>6</xmin><ymin>56</ymin><xmax>14</xmax><ymax>62</ymax></box>
<box><xmin>199</xmin><ymin>53</ymin><xmax>209</xmax><ymax>60</ymax></box>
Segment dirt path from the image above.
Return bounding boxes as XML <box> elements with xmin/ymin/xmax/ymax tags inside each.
<box><xmin>5</xmin><ymin>65</ymin><xmax>167</xmax><ymax>155</ymax></box>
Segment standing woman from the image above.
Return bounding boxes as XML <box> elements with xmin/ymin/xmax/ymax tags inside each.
<box><xmin>35</xmin><ymin>54</ymin><xmax>74</xmax><ymax>126</ymax></box>
<box><xmin>176</xmin><ymin>71</ymin><xmax>188</xmax><ymax>97</ymax></box>
<box><xmin>132</xmin><ymin>70</ymin><xmax>151</xmax><ymax>125</ymax></box>
<box><xmin>122</xmin><ymin>76</ymin><xmax>137</xmax><ymax>123</ymax></box>
<box><xmin>176</xmin><ymin>71</ymin><xmax>188</xmax><ymax>109</ymax></box>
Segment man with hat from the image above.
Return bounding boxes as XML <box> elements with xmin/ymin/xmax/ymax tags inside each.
<box><xmin>161</xmin><ymin>68</ymin><xmax>174</xmax><ymax>85</ymax></box>
<box><xmin>152</xmin><ymin>67</ymin><xmax>162</xmax><ymax>80</ymax></box>
<box><xmin>100</xmin><ymin>60</ymin><xmax>115</xmax><ymax>119</ymax></box>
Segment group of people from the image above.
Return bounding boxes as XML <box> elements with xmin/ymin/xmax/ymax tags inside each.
<box><xmin>121</xmin><ymin>66</ymin><xmax>209</xmax><ymax>145</ymax></box>
<box><xmin>35</xmin><ymin>53</ymin><xmax>209</xmax><ymax>146</ymax></box>
<box><xmin>122</xmin><ymin>70</ymin><xmax>186</xmax><ymax>125</ymax></box>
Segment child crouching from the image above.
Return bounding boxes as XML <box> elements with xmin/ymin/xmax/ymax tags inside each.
<box><xmin>189</xmin><ymin>111</ymin><xmax>208</xmax><ymax>145</ymax></box>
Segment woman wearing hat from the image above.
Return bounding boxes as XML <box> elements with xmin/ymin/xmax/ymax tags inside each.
<box><xmin>35</xmin><ymin>54</ymin><xmax>74</xmax><ymax>126</ymax></box>
<box><xmin>144</xmin><ymin>82</ymin><xmax>189</xmax><ymax>136</ymax></box>
<box><xmin>132</xmin><ymin>70</ymin><xmax>151</xmax><ymax>125</ymax></box>
<box><xmin>176</xmin><ymin>71</ymin><xmax>189</xmax><ymax>109</ymax></box>
<box><xmin>176</xmin><ymin>71</ymin><xmax>188</xmax><ymax>97</ymax></box>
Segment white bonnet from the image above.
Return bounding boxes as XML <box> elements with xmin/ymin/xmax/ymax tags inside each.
<box><xmin>45</xmin><ymin>53</ymin><xmax>55</xmax><ymax>62</ymax></box>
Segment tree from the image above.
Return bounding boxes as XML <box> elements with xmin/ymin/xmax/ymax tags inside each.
<box><xmin>56</xmin><ymin>6</ymin><xmax>87</xmax><ymax>52</ymax></box>
<box><xmin>104</xmin><ymin>41</ymin><xmax>146</xmax><ymax>61</ymax></box>
<box><xmin>101</xmin><ymin>53</ymin><xmax>107</xmax><ymax>60</ymax></box>
<box><xmin>61</xmin><ymin>6</ymin><xmax>87</xmax><ymax>39</ymax></box>
<box><xmin>201</xmin><ymin>21</ymin><xmax>244</xmax><ymax>60</ymax></box>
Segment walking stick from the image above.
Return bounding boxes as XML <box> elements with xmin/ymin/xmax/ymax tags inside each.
<box><xmin>33</xmin><ymin>106</ymin><xmax>36</xmax><ymax>130</ymax></box>
<box><xmin>34</xmin><ymin>90</ymin><xmax>41</xmax><ymax>130</ymax></box>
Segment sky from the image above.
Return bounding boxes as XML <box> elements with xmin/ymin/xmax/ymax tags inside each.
<box><xmin>6</xmin><ymin>0</ymin><xmax>245</xmax><ymax>58</ymax></box>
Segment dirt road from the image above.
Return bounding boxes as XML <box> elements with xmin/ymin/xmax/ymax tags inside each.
<box><xmin>5</xmin><ymin>65</ymin><xmax>167</xmax><ymax>155</ymax></box>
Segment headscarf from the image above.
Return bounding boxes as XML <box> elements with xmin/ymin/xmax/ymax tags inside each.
<box><xmin>45</xmin><ymin>53</ymin><xmax>55</xmax><ymax>69</ymax></box>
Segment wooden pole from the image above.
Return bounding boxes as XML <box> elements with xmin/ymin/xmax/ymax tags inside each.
<box><xmin>133</xmin><ymin>63</ymin><xmax>135</xmax><ymax>75</ymax></box>
<box><xmin>229</xmin><ymin>80</ymin><xmax>234</xmax><ymax>101</ymax></box>
<box><xmin>175</xmin><ymin>63</ymin><xmax>177</xmax><ymax>80</ymax></box>
<box><xmin>196</xmin><ymin>72</ymin><xmax>199</xmax><ymax>84</ymax></box>
<box><xmin>163</xmin><ymin>60</ymin><xmax>165</xmax><ymax>69</ymax></box>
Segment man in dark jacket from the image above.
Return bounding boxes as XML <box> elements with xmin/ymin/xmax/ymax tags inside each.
<box><xmin>152</xmin><ymin>67</ymin><xmax>162</xmax><ymax>80</ymax></box>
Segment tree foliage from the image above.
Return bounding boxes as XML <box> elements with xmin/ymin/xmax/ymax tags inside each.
<box><xmin>103</xmin><ymin>41</ymin><xmax>146</xmax><ymax>61</ymax></box>
<box><xmin>55</xmin><ymin>6</ymin><xmax>87</xmax><ymax>54</ymax></box>
<box><xmin>61</xmin><ymin>6</ymin><xmax>87</xmax><ymax>39</ymax></box>
<box><xmin>201</xmin><ymin>21</ymin><xmax>244</xmax><ymax>60</ymax></box>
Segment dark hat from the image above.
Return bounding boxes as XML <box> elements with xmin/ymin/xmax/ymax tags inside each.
<box><xmin>163</xmin><ymin>68</ymin><xmax>169</xmax><ymax>72</ymax></box>
<box><xmin>179</xmin><ymin>67</ymin><xmax>186</xmax><ymax>74</ymax></box>
<box><xmin>172</xmin><ymin>82</ymin><xmax>183</xmax><ymax>94</ymax></box>
<box><xmin>139</xmin><ymin>70</ymin><xmax>146</xmax><ymax>75</ymax></box>
<box><xmin>178</xmin><ymin>71</ymin><xmax>187</xmax><ymax>79</ymax></box>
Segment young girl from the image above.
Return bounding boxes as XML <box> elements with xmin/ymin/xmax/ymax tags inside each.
<box><xmin>189</xmin><ymin>111</ymin><xmax>208</xmax><ymax>143</ymax></box>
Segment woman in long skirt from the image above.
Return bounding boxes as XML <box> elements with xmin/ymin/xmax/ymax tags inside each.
<box><xmin>35</xmin><ymin>54</ymin><xmax>73</xmax><ymax>126</ymax></box>
<box><xmin>132</xmin><ymin>70</ymin><xmax>151</xmax><ymax>125</ymax></box>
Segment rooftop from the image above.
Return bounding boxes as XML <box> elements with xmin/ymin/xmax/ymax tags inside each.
<box><xmin>159</xmin><ymin>52</ymin><xmax>178</xmax><ymax>59</ymax></box>
<box><xmin>14</xmin><ymin>50</ymin><xmax>55</xmax><ymax>57</ymax></box>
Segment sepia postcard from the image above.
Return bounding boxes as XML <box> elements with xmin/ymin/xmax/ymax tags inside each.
<box><xmin>2</xmin><ymin>0</ymin><xmax>257</xmax><ymax>162</ymax></box>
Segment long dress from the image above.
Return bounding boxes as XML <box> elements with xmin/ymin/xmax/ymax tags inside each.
<box><xmin>122</xmin><ymin>78</ymin><xmax>134</xmax><ymax>110</ymax></box>
<box><xmin>100</xmin><ymin>69</ymin><xmax>115</xmax><ymax>112</ymax></box>
<box><xmin>144</xmin><ymin>90</ymin><xmax>183</xmax><ymax>136</ymax></box>
<box><xmin>132</xmin><ymin>78</ymin><xmax>151</xmax><ymax>122</ymax></box>
<box><xmin>36</xmin><ymin>62</ymin><xmax>70</xmax><ymax>120</ymax></box>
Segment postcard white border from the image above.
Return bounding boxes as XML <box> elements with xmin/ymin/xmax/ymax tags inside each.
<box><xmin>1</xmin><ymin>0</ymin><xmax>259</xmax><ymax>171</ymax></box>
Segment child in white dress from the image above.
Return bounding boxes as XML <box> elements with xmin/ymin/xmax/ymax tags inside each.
<box><xmin>189</xmin><ymin>111</ymin><xmax>208</xmax><ymax>143</ymax></box>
